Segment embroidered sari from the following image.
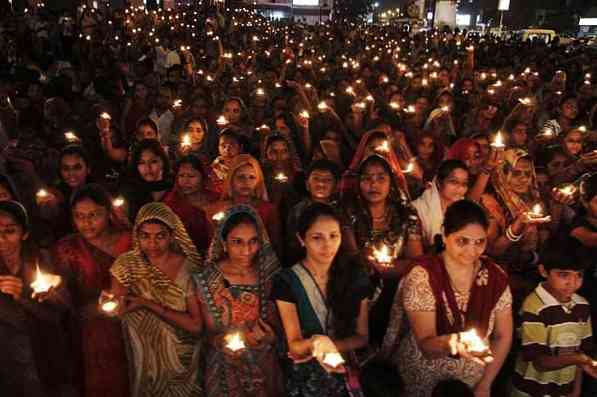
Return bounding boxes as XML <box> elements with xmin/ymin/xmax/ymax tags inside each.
<box><xmin>381</xmin><ymin>256</ymin><xmax>511</xmax><ymax>396</ymax></box>
<box><xmin>111</xmin><ymin>203</ymin><xmax>203</xmax><ymax>397</ymax></box>
<box><xmin>272</xmin><ymin>262</ymin><xmax>369</xmax><ymax>397</ymax></box>
<box><xmin>194</xmin><ymin>205</ymin><xmax>283</xmax><ymax>397</ymax></box>
<box><xmin>53</xmin><ymin>232</ymin><xmax>131</xmax><ymax>397</ymax></box>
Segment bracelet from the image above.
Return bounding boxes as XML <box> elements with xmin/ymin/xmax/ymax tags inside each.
<box><xmin>506</xmin><ymin>225</ymin><xmax>523</xmax><ymax>242</ymax></box>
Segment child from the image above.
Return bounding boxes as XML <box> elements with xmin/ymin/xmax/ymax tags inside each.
<box><xmin>512</xmin><ymin>237</ymin><xmax>597</xmax><ymax>397</ymax></box>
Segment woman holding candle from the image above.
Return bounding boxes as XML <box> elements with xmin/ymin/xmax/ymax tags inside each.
<box><xmin>342</xmin><ymin>154</ymin><xmax>423</xmax><ymax>345</ymax></box>
<box><xmin>381</xmin><ymin>200</ymin><xmax>513</xmax><ymax>397</ymax></box>
<box><xmin>176</xmin><ymin>117</ymin><xmax>210</xmax><ymax>159</ymax></box>
<box><xmin>195</xmin><ymin>205</ymin><xmax>283</xmax><ymax>397</ymax></box>
<box><xmin>540</xmin><ymin>96</ymin><xmax>579</xmax><ymax>139</ymax></box>
<box><xmin>273</xmin><ymin>203</ymin><xmax>369</xmax><ymax>397</ymax></box>
<box><xmin>205</xmin><ymin>154</ymin><xmax>282</xmax><ymax>256</ymax></box>
<box><xmin>53</xmin><ymin>184</ymin><xmax>131</xmax><ymax>397</ymax></box>
<box><xmin>413</xmin><ymin>132</ymin><xmax>445</xmax><ymax>184</ymax></box>
<box><xmin>210</xmin><ymin>130</ymin><xmax>244</xmax><ymax>194</ymax></box>
<box><xmin>551</xmin><ymin>127</ymin><xmax>597</xmax><ymax>185</ymax></box>
<box><xmin>261</xmin><ymin>133</ymin><xmax>303</xmax><ymax>210</ymax></box>
<box><xmin>110</xmin><ymin>202</ymin><xmax>203</xmax><ymax>397</ymax></box>
<box><xmin>0</xmin><ymin>200</ymin><xmax>74</xmax><ymax>397</ymax></box>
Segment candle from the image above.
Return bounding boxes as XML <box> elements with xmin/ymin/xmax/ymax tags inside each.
<box><xmin>212</xmin><ymin>211</ymin><xmax>225</xmax><ymax>222</ymax></box>
<box><xmin>64</xmin><ymin>131</ymin><xmax>79</xmax><ymax>142</ymax></box>
<box><xmin>541</xmin><ymin>128</ymin><xmax>554</xmax><ymax>138</ymax></box>
<box><xmin>460</xmin><ymin>329</ymin><xmax>489</xmax><ymax>354</ymax></box>
<box><xmin>274</xmin><ymin>172</ymin><xmax>289</xmax><ymax>183</ymax></box>
<box><xmin>345</xmin><ymin>86</ymin><xmax>355</xmax><ymax>96</ymax></box>
<box><xmin>224</xmin><ymin>332</ymin><xmax>246</xmax><ymax>352</ymax></box>
<box><xmin>173</xmin><ymin>99</ymin><xmax>183</xmax><ymax>109</ymax></box>
<box><xmin>256</xmin><ymin>88</ymin><xmax>265</xmax><ymax>96</ymax></box>
<box><xmin>112</xmin><ymin>196</ymin><xmax>126</xmax><ymax>208</ymax></box>
<box><xmin>317</xmin><ymin>101</ymin><xmax>329</xmax><ymax>112</ymax></box>
<box><xmin>322</xmin><ymin>352</ymin><xmax>345</xmax><ymax>368</ymax></box>
<box><xmin>100</xmin><ymin>112</ymin><xmax>112</xmax><ymax>120</ymax></box>
<box><xmin>389</xmin><ymin>101</ymin><xmax>401</xmax><ymax>110</ymax></box>
<box><xmin>440</xmin><ymin>105</ymin><xmax>450</xmax><ymax>112</ymax></box>
<box><xmin>36</xmin><ymin>189</ymin><xmax>49</xmax><ymax>200</ymax></box>
<box><xmin>375</xmin><ymin>140</ymin><xmax>390</xmax><ymax>153</ymax></box>
<box><xmin>491</xmin><ymin>131</ymin><xmax>505</xmax><ymax>149</ymax></box>
<box><xmin>578</xmin><ymin>125</ymin><xmax>587</xmax><ymax>133</ymax></box>
<box><xmin>404</xmin><ymin>105</ymin><xmax>416</xmax><ymax>114</ymax></box>
<box><xmin>365</xmin><ymin>95</ymin><xmax>375</xmax><ymax>103</ymax></box>
<box><xmin>518</xmin><ymin>97</ymin><xmax>532</xmax><ymax>106</ymax></box>
<box><xmin>99</xmin><ymin>291</ymin><xmax>120</xmax><ymax>315</ymax></box>
<box><xmin>216</xmin><ymin>115</ymin><xmax>229</xmax><ymax>127</ymax></box>
<box><xmin>299</xmin><ymin>110</ymin><xmax>310</xmax><ymax>119</ymax></box>
<box><xmin>181</xmin><ymin>134</ymin><xmax>192</xmax><ymax>148</ymax></box>
<box><xmin>372</xmin><ymin>244</ymin><xmax>392</xmax><ymax>266</ymax></box>
<box><xmin>402</xmin><ymin>160</ymin><xmax>415</xmax><ymax>174</ymax></box>
<box><xmin>559</xmin><ymin>185</ymin><xmax>575</xmax><ymax>196</ymax></box>
<box><xmin>31</xmin><ymin>264</ymin><xmax>61</xmax><ymax>294</ymax></box>
<box><xmin>526</xmin><ymin>203</ymin><xmax>550</xmax><ymax>221</ymax></box>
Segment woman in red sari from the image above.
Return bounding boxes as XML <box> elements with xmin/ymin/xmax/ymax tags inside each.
<box><xmin>53</xmin><ymin>184</ymin><xmax>131</xmax><ymax>397</ymax></box>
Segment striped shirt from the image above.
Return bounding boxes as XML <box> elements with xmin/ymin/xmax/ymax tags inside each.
<box><xmin>512</xmin><ymin>283</ymin><xmax>593</xmax><ymax>397</ymax></box>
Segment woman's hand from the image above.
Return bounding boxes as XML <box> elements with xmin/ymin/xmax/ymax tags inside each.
<box><xmin>0</xmin><ymin>275</ymin><xmax>23</xmax><ymax>300</ymax></box>
<box><xmin>483</xmin><ymin>147</ymin><xmax>504</xmax><ymax>173</ymax></box>
<box><xmin>311</xmin><ymin>335</ymin><xmax>346</xmax><ymax>374</ymax></box>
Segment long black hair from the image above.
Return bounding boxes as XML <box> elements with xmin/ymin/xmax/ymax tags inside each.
<box><xmin>297</xmin><ymin>203</ymin><xmax>366</xmax><ymax>338</ymax></box>
<box><xmin>433</xmin><ymin>200</ymin><xmax>489</xmax><ymax>252</ymax></box>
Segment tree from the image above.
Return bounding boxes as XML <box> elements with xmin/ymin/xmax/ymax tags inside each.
<box><xmin>332</xmin><ymin>0</ymin><xmax>373</xmax><ymax>23</ymax></box>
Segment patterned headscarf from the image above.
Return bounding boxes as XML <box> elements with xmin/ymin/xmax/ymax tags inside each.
<box><xmin>111</xmin><ymin>202</ymin><xmax>203</xmax><ymax>288</ymax></box>
<box><xmin>199</xmin><ymin>205</ymin><xmax>279</xmax><ymax>320</ymax></box>
<box><xmin>222</xmin><ymin>154</ymin><xmax>270</xmax><ymax>201</ymax></box>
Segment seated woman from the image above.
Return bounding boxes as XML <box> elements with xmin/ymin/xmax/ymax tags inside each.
<box><xmin>162</xmin><ymin>155</ymin><xmax>213</xmax><ymax>252</ymax></box>
<box><xmin>341</xmin><ymin>154</ymin><xmax>424</xmax><ymax>345</ymax></box>
<box><xmin>381</xmin><ymin>200</ymin><xmax>513</xmax><ymax>396</ymax></box>
<box><xmin>195</xmin><ymin>205</ymin><xmax>283</xmax><ymax>397</ymax></box>
<box><xmin>175</xmin><ymin>117</ymin><xmax>211</xmax><ymax>160</ymax></box>
<box><xmin>479</xmin><ymin>148</ymin><xmax>552</xmax><ymax>311</ymax></box>
<box><xmin>0</xmin><ymin>201</ymin><xmax>73</xmax><ymax>397</ymax></box>
<box><xmin>413</xmin><ymin>132</ymin><xmax>445</xmax><ymax>184</ymax></box>
<box><xmin>110</xmin><ymin>202</ymin><xmax>203</xmax><ymax>397</ymax></box>
<box><xmin>205</xmin><ymin>154</ymin><xmax>282</xmax><ymax>256</ymax></box>
<box><xmin>210</xmin><ymin>130</ymin><xmax>243</xmax><ymax>195</ymax></box>
<box><xmin>412</xmin><ymin>160</ymin><xmax>469</xmax><ymax>252</ymax></box>
<box><xmin>53</xmin><ymin>184</ymin><xmax>131</xmax><ymax>397</ymax></box>
<box><xmin>273</xmin><ymin>203</ymin><xmax>370</xmax><ymax>397</ymax></box>
<box><xmin>551</xmin><ymin>126</ymin><xmax>597</xmax><ymax>185</ymax></box>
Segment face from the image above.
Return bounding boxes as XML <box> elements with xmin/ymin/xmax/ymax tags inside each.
<box><xmin>475</xmin><ymin>137</ymin><xmax>490</xmax><ymax>161</ymax></box>
<box><xmin>307</xmin><ymin>170</ymin><xmax>336</xmax><ymax>202</ymax></box>
<box><xmin>223</xmin><ymin>100</ymin><xmax>242</xmax><ymax>124</ymax></box>
<box><xmin>540</xmin><ymin>266</ymin><xmax>583</xmax><ymax>303</ymax></box>
<box><xmin>359</xmin><ymin>162</ymin><xmax>391</xmax><ymax>204</ymax></box>
<box><xmin>417</xmin><ymin>136</ymin><xmax>434</xmax><ymax>160</ymax></box>
<box><xmin>508</xmin><ymin>158</ymin><xmax>533</xmax><ymax>194</ymax></box>
<box><xmin>176</xmin><ymin>163</ymin><xmax>202</xmax><ymax>195</ymax></box>
<box><xmin>134</xmin><ymin>84</ymin><xmax>148</xmax><ymax>101</ymax></box>
<box><xmin>511</xmin><ymin>123</ymin><xmax>528</xmax><ymax>146</ymax></box>
<box><xmin>415</xmin><ymin>97</ymin><xmax>430</xmax><ymax>114</ymax></box>
<box><xmin>563</xmin><ymin>131</ymin><xmax>583</xmax><ymax>156</ymax></box>
<box><xmin>463</xmin><ymin>145</ymin><xmax>482</xmax><ymax>174</ymax></box>
<box><xmin>219</xmin><ymin>136</ymin><xmax>241</xmax><ymax>159</ymax></box>
<box><xmin>138</xmin><ymin>221</ymin><xmax>173</xmax><ymax>259</ymax></box>
<box><xmin>232</xmin><ymin>164</ymin><xmax>258</xmax><ymax>198</ymax></box>
<box><xmin>266</xmin><ymin>140</ymin><xmax>290</xmax><ymax>162</ymax></box>
<box><xmin>561</xmin><ymin>99</ymin><xmax>578</xmax><ymax>119</ymax></box>
<box><xmin>60</xmin><ymin>154</ymin><xmax>89</xmax><ymax>189</ymax></box>
<box><xmin>136</xmin><ymin>124</ymin><xmax>158</xmax><ymax>142</ymax></box>
<box><xmin>365</xmin><ymin>137</ymin><xmax>389</xmax><ymax>157</ymax></box>
<box><xmin>438</xmin><ymin>95</ymin><xmax>453</xmax><ymax>110</ymax></box>
<box><xmin>439</xmin><ymin>168</ymin><xmax>469</xmax><ymax>205</ymax></box>
<box><xmin>225</xmin><ymin>222</ymin><xmax>260</xmax><ymax>267</ymax></box>
<box><xmin>547</xmin><ymin>153</ymin><xmax>567</xmax><ymax>177</ymax></box>
<box><xmin>157</xmin><ymin>87</ymin><xmax>172</xmax><ymax>109</ymax></box>
<box><xmin>274</xmin><ymin>118</ymin><xmax>291</xmax><ymax>135</ymax></box>
<box><xmin>444</xmin><ymin>223</ymin><xmax>487</xmax><ymax>267</ymax></box>
<box><xmin>137</xmin><ymin>150</ymin><xmax>164</xmax><ymax>182</ymax></box>
<box><xmin>299</xmin><ymin>216</ymin><xmax>342</xmax><ymax>266</ymax></box>
<box><xmin>462</xmin><ymin>80</ymin><xmax>474</xmax><ymax>91</ymax></box>
<box><xmin>0</xmin><ymin>212</ymin><xmax>26</xmax><ymax>259</ymax></box>
<box><xmin>186</xmin><ymin>121</ymin><xmax>206</xmax><ymax>147</ymax></box>
<box><xmin>72</xmin><ymin>199</ymin><xmax>109</xmax><ymax>241</ymax></box>
<box><xmin>481</xmin><ymin>104</ymin><xmax>498</xmax><ymax>120</ymax></box>
<box><xmin>0</xmin><ymin>185</ymin><xmax>14</xmax><ymax>201</ymax></box>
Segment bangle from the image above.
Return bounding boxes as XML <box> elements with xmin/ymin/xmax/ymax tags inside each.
<box><xmin>506</xmin><ymin>225</ymin><xmax>523</xmax><ymax>242</ymax></box>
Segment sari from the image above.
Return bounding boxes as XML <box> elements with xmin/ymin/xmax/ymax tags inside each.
<box><xmin>381</xmin><ymin>256</ymin><xmax>511</xmax><ymax>396</ymax></box>
<box><xmin>272</xmin><ymin>262</ymin><xmax>369</xmax><ymax>397</ymax></box>
<box><xmin>53</xmin><ymin>231</ymin><xmax>132</xmax><ymax>397</ymax></box>
<box><xmin>339</xmin><ymin>130</ymin><xmax>410</xmax><ymax>202</ymax></box>
<box><xmin>194</xmin><ymin>205</ymin><xmax>283</xmax><ymax>397</ymax></box>
<box><xmin>162</xmin><ymin>189</ymin><xmax>211</xmax><ymax>252</ymax></box>
<box><xmin>111</xmin><ymin>203</ymin><xmax>203</xmax><ymax>397</ymax></box>
<box><xmin>411</xmin><ymin>178</ymin><xmax>444</xmax><ymax>250</ymax></box>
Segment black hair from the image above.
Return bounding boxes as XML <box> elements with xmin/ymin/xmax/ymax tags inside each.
<box><xmin>540</xmin><ymin>237</ymin><xmax>587</xmax><ymax>271</ymax></box>
<box><xmin>434</xmin><ymin>200</ymin><xmax>489</xmax><ymax>252</ymax></box>
<box><xmin>60</xmin><ymin>144</ymin><xmax>90</xmax><ymax>168</ymax></box>
<box><xmin>580</xmin><ymin>173</ymin><xmax>597</xmax><ymax>203</ymax></box>
<box><xmin>135</xmin><ymin>117</ymin><xmax>159</xmax><ymax>134</ymax></box>
<box><xmin>0</xmin><ymin>201</ymin><xmax>29</xmax><ymax>232</ymax></box>
<box><xmin>70</xmin><ymin>183</ymin><xmax>113</xmax><ymax>212</ymax></box>
<box><xmin>306</xmin><ymin>159</ymin><xmax>341</xmax><ymax>181</ymax></box>
<box><xmin>436</xmin><ymin>160</ymin><xmax>468</xmax><ymax>186</ymax></box>
<box><xmin>175</xmin><ymin>154</ymin><xmax>207</xmax><ymax>180</ymax></box>
<box><xmin>129</xmin><ymin>139</ymin><xmax>172</xmax><ymax>181</ymax></box>
<box><xmin>432</xmin><ymin>379</ymin><xmax>474</xmax><ymax>397</ymax></box>
<box><xmin>359</xmin><ymin>155</ymin><xmax>392</xmax><ymax>177</ymax></box>
<box><xmin>221</xmin><ymin>212</ymin><xmax>258</xmax><ymax>241</ymax></box>
<box><xmin>297</xmin><ymin>203</ymin><xmax>365</xmax><ymax>338</ymax></box>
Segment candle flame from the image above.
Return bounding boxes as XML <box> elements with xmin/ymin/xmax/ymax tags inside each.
<box><xmin>36</xmin><ymin>189</ymin><xmax>48</xmax><ymax>199</ymax></box>
<box><xmin>518</xmin><ymin>97</ymin><xmax>532</xmax><ymax>106</ymax></box>
<box><xmin>31</xmin><ymin>264</ymin><xmax>61</xmax><ymax>294</ymax></box>
<box><xmin>402</xmin><ymin>160</ymin><xmax>415</xmax><ymax>174</ymax></box>
<box><xmin>212</xmin><ymin>211</ymin><xmax>225</xmax><ymax>222</ymax></box>
<box><xmin>491</xmin><ymin>131</ymin><xmax>505</xmax><ymax>148</ymax></box>
<box><xmin>173</xmin><ymin>99</ymin><xmax>183</xmax><ymax>108</ymax></box>
<box><xmin>560</xmin><ymin>185</ymin><xmax>575</xmax><ymax>196</ymax></box>
<box><xmin>224</xmin><ymin>332</ymin><xmax>246</xmax><ymax>352</ymax></box>
<box><xmin>64</xmin><ymin>131</ymin><xmax>79</xmax><ymax>142</ymax></box>
<box><xmin>274</xmin><ymin>172</ymin><xmax>289</xmax><ymax>183</ymax></box>
<box><xmin>317</xmin><ymin>101</ymin><xmax>329</xmax><ymax>111</ymax></box>
<box><xmin>299</xmin><ymin>110</ymin><xmax>310</xmax><ymax>119</ymax></box>
<box><xmin>100</xmin><ymin>112</ymin><xmax>112</xmax><ymax>120</ymax></box>
<box><xmin>322</xmin><ymin>352</ymin><xmax>345</xmax><ymax>368</ymax></box>
<box><xmin>460</xmin><ymin>329</ymin><xmax>488</xmax><ymax>353</ymax></box>
<box><xmin>372</xmin><ymin>244</ymin><xmax>392</xmax><ymax>265</ymax></box>
<box><xmin>389</xmin><ymin>102</ymin><xmax>400</xmax><ymax>110</ymax></box>
<box><xmin>530</xmin><ymin>204</ymin><xmax>543</xmax><ymax>217</ymax></box>
<box><xmin>216</xmin><ymin>115</ymin><xmax>229</xmax><ymax>126</ymax></box>
<box><xmin>181</xmin><ymin>134</ymin><xmax>192</xmax><ymax>147</ymax></box>
<box><xmin>112</xmin><ymin>196</ymin><xmax>125</xmax><ymax>208</ymax></box>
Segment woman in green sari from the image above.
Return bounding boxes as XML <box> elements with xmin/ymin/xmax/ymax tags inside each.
<box><xmin>273</xmin><ymin>203</ymin><xmax>370</xmax><ymax>397</ymax></box>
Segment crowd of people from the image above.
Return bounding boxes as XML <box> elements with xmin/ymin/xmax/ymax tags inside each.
<box><xmin>1</xmin><ymin>1</ymin><xmax>597</xmax><ymax>396</ymax></box>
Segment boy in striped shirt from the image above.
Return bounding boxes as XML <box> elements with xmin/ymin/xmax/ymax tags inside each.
<box><xmin>512</xmin><ymin>238</ymin><xmax>597</xmax><ymax>397</ymax></box>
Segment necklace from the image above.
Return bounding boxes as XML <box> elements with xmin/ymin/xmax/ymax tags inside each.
<box><xmin>371</xmin><ymin>206</ymin><xmax>390</xmax><ymax>221</ymax></box>
<box><xmin>445</xmin><ymin>260</ymin><xmax>480</xmax><ymax>296</ymax></box>
<box><xmin>220</xmin><ymin>261</ymin><xmax>255</xmax><ymax>277</ymax></box>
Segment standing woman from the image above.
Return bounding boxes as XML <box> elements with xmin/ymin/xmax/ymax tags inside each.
<box><xmin>195</xmin><ymin>205</ymin><xmax>283</xmax><ymax>397</ymax></box>
<box><xmin>53</xmin><ymin>184</ymin><xmax>131</xmax><ymax>397</ymax></box>
<box><xmin>110</xmin><ymin>203</ymin><xmax>203</xmax><ymax>397</ymax></box>
<box><xmin>273</xmin><ymin>203</ymin><xmax>370</xmax><ymax>397</ymax></box>
<box><xmin>381</xmin><ymin>200</ymin><xmax>513</xmax><ymax>396</ymax></box>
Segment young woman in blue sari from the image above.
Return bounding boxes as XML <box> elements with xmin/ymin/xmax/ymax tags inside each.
<box><xmin>273</xmin><ymin>203</ymin><xmax>370</xmax><ymax>397</ymax></box>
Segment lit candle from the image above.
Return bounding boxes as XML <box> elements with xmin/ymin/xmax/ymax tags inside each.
<box><xmin>173</xmin><ymin>99</ymin><xmax>183</xmax><ymax>109</ymax></box>
<box><xmin>31</xmin><ymin>264</ymin><xmax>61</xmax><ymax>294</ymax></box>
<box><xmin>299</xmin><ymin>110</ymin><xmax>310</xmax><ymax>119</ymax></box>
<box><xmin>345</xmin><ymin>86</ymin><xmax>355</xmax><ymax>96</ymax></box>
<box><xmin>36</xmin><ymin>188</ymin><xmax>49</xmax><ymax>200</ymax></box>
<box><xmin>441</xmin><ymin>105</ymin><xmax>450</xmax><ymax>112</ymax></box>
<box><xmin>389</xmin><ymin>101</ymin><xmax>400</xmax><ymax>110</ymax></box>
<box><xmin>112</xmin><ymin>196</ymin><xmax>126</xmax><ymax>208</ymax></box>
<box><xmin>322</xmin><ymin>352</ymin><xmax>345</xmax><ymax>368</ymax></box>
<box><xmin>212</xmin><ymin>211</ymin><xmax>225</xmax><ymax>222</ymax></box>
<box><xmin>372</xmin><ymin>244</ymin><xmax>392</xmax><ymax>266</ymax></box>
<box><xmin>527</xmin><ymin>203</ymin><xmax>548</xmax><ymax>220</ymax></box>
<box><xmin>491</xmin><ymin>131</ymin><xmax>505</xmax><ymax>149</ymax></box>
<box><xmin>518</xmin><ymin>97</ymin><xmax>532</xmax><ymax>106</ymax></box>
<box><xmin>375</xmin><ymin>140</ymin><xmax>390</xmax><ymax>153</ymax></box>
<box><xmin>99</xmin><ymin>291</ymin><xmax>120</xmax><ymax>315</ymax></box>
<box><xmin>64</xmin><ymin>131</ymin><xmax>79</xmax><ymax>142</ymax></box>
<box><xmin>256</xmin><ymin>88</ymin><xmax>265</xmax><ymax>96</ymax></box>
<box><xmin>559</xmin><ymin>185</ymin><xmax>575</xmax><ymax>196</ymax></box>
<box><xmin>224</xmin><ymin>332</ymin><xmax>246</xmax><ymax>352</ymax></box>
<box><xmin>541</xmin><ymin>128</ymin><xmax>554</xmax><ymax>138</ymax></box>
<box><xmin>460</xmin><ymin>329</ymin><xmax>489</xmax><ymax>354</ymax></box>
<box><xmin>402</xmin><ymin>159</ymin><xmax>415</xmax><ymax>174</ymax></box>
<box><xmin>274</xmin><ymin>172</ymin><xmax>289</xmax><ymax>183</ymax></box>
<box><xmin>100</xmin><ymin>112</ymin><xmax>112</xmax><ymax>120</ymax></box>
<box><xmin>578</xmin><ymin>125</ymin><xmax>587</xmax><ymax>133</ymax></box>
<box><xmin>317</xmin><ymin>101</ymin><xmax>329</xmax><ymax>112</ymax></box>
<box><xmin>365</xmin><ymin>95</ymin><xmax>375</xmax><ymax>103</ymax></box>
<box><xmin>216</xmin><ymin>115</ymin><xmax>229</xmax><ymax>127</ymax></box>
